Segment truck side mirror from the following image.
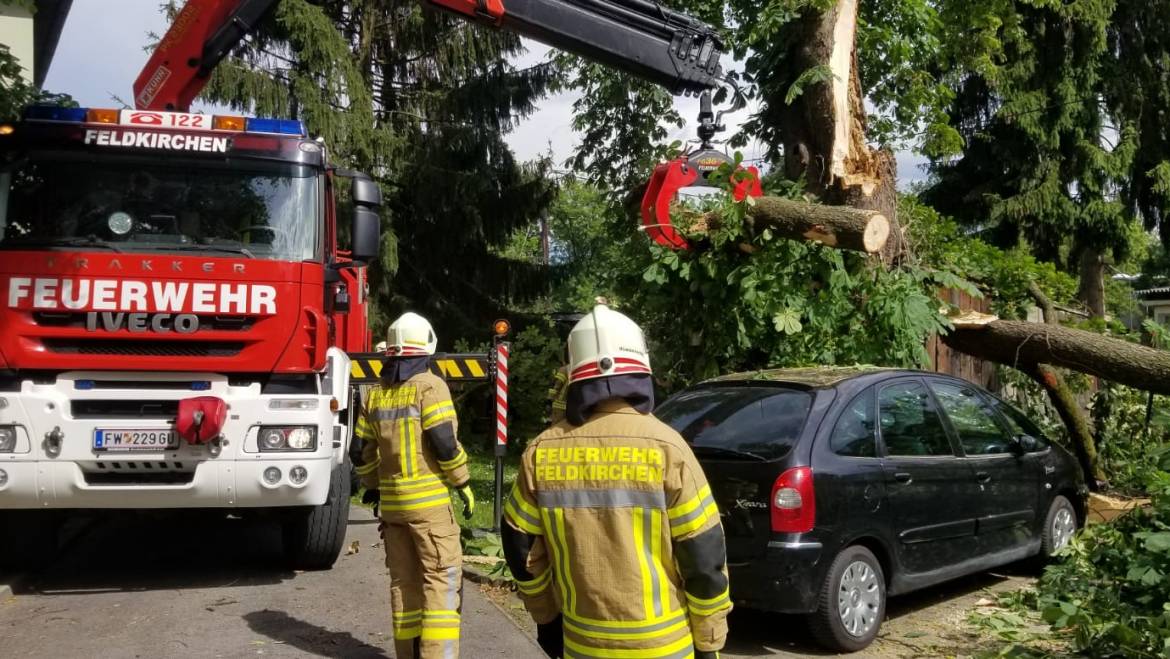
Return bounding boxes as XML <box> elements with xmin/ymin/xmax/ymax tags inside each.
<box><xmin>350</xmin><ymin>174</ymin><xmax>381</xmax><ymax>263</ymax></box>
<box><xmin>352</xmin><ymin>177</ymin><xmax>382</xmax><ymax>207</ymax></box>
<box><xmin>352</xmin><ymin>207</ymin><xmax>380</xmax><ymax>263</ymax></box>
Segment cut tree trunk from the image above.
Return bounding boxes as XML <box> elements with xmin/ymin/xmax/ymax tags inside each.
<box><xmin>746</xmin><ymin>197</ymin><xmax>890</xmax><ymax>253</ymax></box>
<box><xmin>683</xmin><ymin>196</ymin><xmax>891</xmax><ymax>253</ymax></box>
<box><xmin>775</xmin><ymin>0</ymin><xmax>903</xmax><ymax>262</ymax></box>
<box><xmin>941</xmin><ymin>316</ymin><xmax>1170</xmax><ymax>396</ymax></box>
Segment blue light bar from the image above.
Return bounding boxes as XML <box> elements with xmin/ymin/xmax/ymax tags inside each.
<box><xmin>24</xmin><ymin>105</ymin><xmax>88</xmax><ymax>122</ymax></box>
<box><xmin>191</xmin><ymin>381</ymin><xmax>212</xmax><ymax>391</ymax></box>
<box><xmin>74</xmin><ymin>380</ymin><xmax>95</xmax><ymax>390</ymax></box>
<box><xmin>245</xmin><ymin>117</ymin><xmax>306</xmax><ymax>136</ymax></box>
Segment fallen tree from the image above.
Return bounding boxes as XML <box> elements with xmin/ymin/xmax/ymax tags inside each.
<box><xmin>941</xmin><ymin>314</ymin><xmax>1170</xmax><ymax>396</ymax></box>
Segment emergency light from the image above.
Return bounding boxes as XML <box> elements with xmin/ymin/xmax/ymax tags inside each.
<box><xmin>21</xmin><ymin>105</ymin><xmax>307</xmax><ymax>137</ymax></box>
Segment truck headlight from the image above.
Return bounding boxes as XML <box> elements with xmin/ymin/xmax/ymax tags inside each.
<box><xmin>257</xmin><ymin>426</ymin><xmax>317</xmax><ymax>452</ymax></box>
<box><xmin>0</xmin><ymin>426</ymin><xmax>16</xmax><ymax>452</ymax></box>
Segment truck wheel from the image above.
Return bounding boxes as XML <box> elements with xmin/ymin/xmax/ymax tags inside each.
<box><xmin>282</xmin><ymin>463</ymin><xmax>350</xmax><ymax>570</ymax></box>
<box><xmin>1041</xmin><ymin>495</ymin><xmax>1078</xmax><ymax>557</ymax></box>
<box><xmin>0</xmin><ymin>511</ymin><xmax>61</xmax><ymax>572</ymax></box>
<box><xmin>808</xmin><ymin>545</ymin><xmax>886</xmax><ymax>653</ymax></box>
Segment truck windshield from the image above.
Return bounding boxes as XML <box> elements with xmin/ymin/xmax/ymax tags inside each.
<box><xmin>655</xmin><ymin>385</ymin><xmax>813</xmax><ymax>461</ymax></box>
<box><xmin>0</xmin><ymin>152</ymin><xmax>320</xmax><ymax>261</ymax></box>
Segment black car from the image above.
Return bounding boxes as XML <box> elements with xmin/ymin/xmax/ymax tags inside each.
<box><xmin>655</xmin><ymin>367</ymin><xmax>1087</xmax><ymax>652</ymax></box>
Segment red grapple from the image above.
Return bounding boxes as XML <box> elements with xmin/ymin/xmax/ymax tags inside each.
<box><xmin>640</xmin><ymin>159</ymin><xmax>763</xmax><ymax>251</ymax></box>
<box><xmin>641</xmin><ymin>158</ymin><xmax>697</xmax><ymax>250</ymax></box>
<box><xmin>176</xmin><ymin>396</ymin><xmax>227</xmax><ymax>445</ymax></box>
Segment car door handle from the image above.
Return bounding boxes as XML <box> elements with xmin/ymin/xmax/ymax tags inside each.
<box><xmin>894</xmin><ymin>472</ymin><xmax>913</xmax><ymax>484</ymax></box>
<box><xmin>975</xmin><ymin>471</ymin><xmax>991</xmax><ymax>483</ymax></box>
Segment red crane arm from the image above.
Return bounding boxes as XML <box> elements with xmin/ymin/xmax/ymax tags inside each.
<box><xmin>134</xmin><ymin>0</ymin><xmax>278</xmax><ymax>111</ymax></box>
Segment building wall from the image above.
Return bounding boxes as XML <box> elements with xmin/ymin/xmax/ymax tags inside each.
<box><xmin>1156</xmin><ymin>304</ymin><xmax>1170</xmax><ymax>326</ymax></box>
<box><xmin>0</xmin><ymin>4</ymin><xmax>35</xmax><ymax>83</ymax></box>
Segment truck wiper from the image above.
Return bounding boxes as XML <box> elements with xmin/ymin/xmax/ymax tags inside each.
<box><xmin>151</xmin><ymin>244</ymin><xmax>256</xmax><ymax>259</ymax></box>
<box><xmin>690</xmin><ymin>445</ymin><xmax>769</xmax><ymax>461</ymax></box>
<box><xmin>0</xmin><ymin>237</ymin><xmax>123</xmax><ymax>252</ymax></box>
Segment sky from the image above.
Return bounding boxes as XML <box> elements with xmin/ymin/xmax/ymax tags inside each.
<box><xmin>43</xmin><ymin>0</ymin><xmax>926</xmax><ymax>183</ymax></box>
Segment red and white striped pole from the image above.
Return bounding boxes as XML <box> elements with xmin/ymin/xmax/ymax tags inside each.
<box><xmin>495</xmin><ymin>342</ymin><xmax>509</xmax><ymax>452</ymax></box>
<box><xmin>491</xmin><ymin>319</ymin><xmax>511</xmax><ymax>531</ymax></box>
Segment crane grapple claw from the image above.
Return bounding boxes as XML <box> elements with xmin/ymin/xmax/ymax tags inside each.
<box><xmin>732</xmin><ymin>165</ymin><xmax>762</xmax><ymax>202</ymax></box>
<box><xmin>640</xmin><ymin>158</ymin><xmax>697</xmax><ymax>250</ymax></box>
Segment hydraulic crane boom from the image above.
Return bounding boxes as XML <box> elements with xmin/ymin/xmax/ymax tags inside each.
<box><xmin>135</xmin><ymin>0</ymin><xmax>725</xmax><ymax>112</ymax></box>
<box><xmin>429</xmin><ymin>0</ymin><xmax>722</xmax><ymax>95</ymax></box>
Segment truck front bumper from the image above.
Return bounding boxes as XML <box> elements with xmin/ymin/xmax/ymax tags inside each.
<box><xmin>0</xmin><ymin>371</ymin><xmax>344</xmax><ymax>509</ymax></box>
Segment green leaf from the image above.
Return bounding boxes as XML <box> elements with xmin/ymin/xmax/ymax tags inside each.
<box><xmin>1142</xmin><ymin>532</ymin><xmax>1170</xmax><ymax>553</ymax></box>
<box><xmin>784</xmin><ymin>64</ymin><xmax>837</xmax><ymax>105</ymax></box>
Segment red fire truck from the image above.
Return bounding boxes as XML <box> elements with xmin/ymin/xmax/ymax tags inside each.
<box><xmin>0</xmin><ymin>0</ymin><xmax>729</xmax><ymax>570</ymax></box>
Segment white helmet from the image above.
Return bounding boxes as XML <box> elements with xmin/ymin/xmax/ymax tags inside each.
<box><xmin>386</xmin><ymin>312</ymin><xmax>437</xmax><ymax>357</ymax></box>
<box><xmin>567</xmin><ymin>304</ymin><xmax>651</xmax><ymax>383</ymax></box>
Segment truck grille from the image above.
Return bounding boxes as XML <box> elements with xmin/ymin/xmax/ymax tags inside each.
<box><xmin>83</xmin><ymin>460</ymin><xmax>196</xmax><ymax>485</ymax></box>
<box><xmin>44</xmin><ymin>339</ymin><xmax>244</xmax><ymax>357</ymax></box>
<box><xmin>72</xmin><ymin>399</ymin><xmax>180</xmax><ymax>418</ymax></box>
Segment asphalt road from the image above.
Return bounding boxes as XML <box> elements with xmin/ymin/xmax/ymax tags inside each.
<box><xmin>0</xmin><ymin>507</ymin><xmax>1035</xmax><ymax>658</ymax></box>
<box><xmin>0</xmin><ymin>508</ymin><xmax>545</xmax><ymax>659</ymax></box>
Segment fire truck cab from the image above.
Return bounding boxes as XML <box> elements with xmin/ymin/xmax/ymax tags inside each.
<box><xmin>0</xmin><ymin>106</ymin><xmax>379</xmax><ymax>569</ymax></box>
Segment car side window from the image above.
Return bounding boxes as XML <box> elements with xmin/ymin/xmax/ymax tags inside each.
<box><xmin>930</xmin><ymin>381</ymin><xmax>1013</xmax><ymax>455</ymax></box>
<box><xmin>830</xmin><ymin>389</ymin><xmax>876</xmax><ymax>458</ymax></box>
<box><xmin>878</xmin><ymin>381</ymin><xmax>953</xmax><ymax>457</ymax></box>
<box><xmin>992</xmin><ymin>399</ymin><xmax>1052</xmax><ymax>452</ymax></box>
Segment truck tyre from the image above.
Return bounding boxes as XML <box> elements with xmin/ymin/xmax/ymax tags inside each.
<box><xmin>0</xmin><ymin>511</ymin><xmax>60</xmax><ymax>572</ymax></box>
<box><xmin>282</xmin><ymin>462</ymin><xmax>350</xmax><ymax>570</ymax></box>
<box><xmin>808</xmin><ymin>545</ymin><xmax>886</xmax><ymax>653</ymax></box>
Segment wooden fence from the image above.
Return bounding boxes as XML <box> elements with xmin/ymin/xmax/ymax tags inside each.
<box><xmin>925</xmin><ymin>289</ymin><xmax>998</xmax><ymax>390</ymax></box>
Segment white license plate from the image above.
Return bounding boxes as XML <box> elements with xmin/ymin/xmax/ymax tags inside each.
<box><xmin>93</xmin><ymin>429</ymin><xmax>179</xmax><ymax>451</ymax></box>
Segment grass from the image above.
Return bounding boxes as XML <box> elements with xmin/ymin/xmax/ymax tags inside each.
<box><xmin>350</xmin><ymin>445</ymin><xmax>520</xmax><ymax>532</ymax></box>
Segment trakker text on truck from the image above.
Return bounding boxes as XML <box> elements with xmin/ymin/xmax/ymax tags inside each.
<box><xmin>0</xmin><ymin>106</ymin><xmax>382</xmax><ymax>569</ymax></box>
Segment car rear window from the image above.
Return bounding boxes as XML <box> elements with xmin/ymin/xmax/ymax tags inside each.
<box><xmin>655</xmin><ymin>386</ymin><xmax>813</xmax><ymax>460</ymax></box>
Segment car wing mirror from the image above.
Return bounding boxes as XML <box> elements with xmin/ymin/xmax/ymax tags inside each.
<box><xmin>1009</xmin><ymin>435</ymin><xmax>1029</xmax><ymax>456</ymax></box>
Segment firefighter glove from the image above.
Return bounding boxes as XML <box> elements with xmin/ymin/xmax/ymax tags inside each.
<box><xmin>456</xmin><ymin>485</ymin><xmax>475</xmax><ymax>519</ymax></box>
<box><xmin>536</xmin><ymin>614</ymin><xmax>564</xmax><ymax>658</ymax></box>
<box><xmin>361</xmin><ymin>487</ymin><xmax>380</xmax><ymax>516</ymax></box>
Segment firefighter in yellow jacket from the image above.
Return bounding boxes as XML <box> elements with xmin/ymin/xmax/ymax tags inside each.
<box><xmin>502</xmin><ymin>304</ymin><xmax>731</xmax><ymax>659</ymax></box>
<box><xmin>355</xmin><ymin>312</ymin><xmax>475</xmax><ymax>659</ymax></box>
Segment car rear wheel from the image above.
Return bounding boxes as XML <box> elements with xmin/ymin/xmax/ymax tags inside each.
<box><xmin>809</xmin><ymin>545</ymin><xmax>886</xmax><ymax>653</ymax></box>
<box><xmin>1041</xmin><ymin>495</ymin><xmax>1077</xmax><ymax>557</ymax></box>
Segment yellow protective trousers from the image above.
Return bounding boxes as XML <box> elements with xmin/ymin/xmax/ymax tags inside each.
<box><xmin>383</xmin><ymin>506</ymin><xmax>464</xmax><ymax>659</ymax></box>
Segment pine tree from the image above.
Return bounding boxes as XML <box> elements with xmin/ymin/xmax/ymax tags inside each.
<box><xmin>190</xmin><ymin>0</ymin><xmax>557</xmax><ymax>338</ymax></box>
<box><xmin>923</xmin><ymin>1</ymin><xmax>1151</xmax><ymax>318</ymax></box>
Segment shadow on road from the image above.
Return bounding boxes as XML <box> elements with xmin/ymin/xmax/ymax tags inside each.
<box><xmin>11</xmin><ymin>511</ymin><xmax>296</xmax><ymax>596</ymax></box>
<box><xmin>245</xmin><ymin>609</ymin><xmax>390</xmax><ymax>658</ymax></box>
<box><xmin>723</xmin><ymin>562</ymin><xmax>1036</xmax><ymax>655</ymax></box>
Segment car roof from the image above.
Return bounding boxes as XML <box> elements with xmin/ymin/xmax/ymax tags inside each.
<box><xmin>705</xmin><ymin>366</ymin><xmax>924</xmax><ymax>389</ymax></box>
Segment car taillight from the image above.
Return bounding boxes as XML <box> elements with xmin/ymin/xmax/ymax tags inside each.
<box><xmin>771</xmin><ymin>466</ymin><xmax>815</xmax><ymax>533</ymax></box>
